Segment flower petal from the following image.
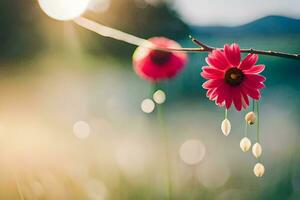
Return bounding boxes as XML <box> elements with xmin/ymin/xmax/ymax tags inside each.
<box><xmin>243</xmin><ymin>65</ymin><xmax>265</xmax><ymax>74</ymax></box>
<box><xmin>241</xmin><ymin>97</ymin><xmax>248</xmax><ymax>109</ymax></box>
<box><xmin>225</xmin><ymin>96</ymin><xmax>233</xmax><ymax>109</ymax></box>
<box><xmin>206</xmin><ymin>88</ymin><xmax>215</xmax><ymax>98</ymax></box>
<box><xmin>216</xmin><ymin>84</ymin><xmax>232</xmax><ymax>107</ymax></box>
<box><xmin>223</xmin><ymin>85</ymin><xmax>233</xmax><ymax>109</ymax></box>
<box><xmin>243</xmin><ymin>78</ymin><xmax>265</xmax><ymax>89</ymax></box>
<box><xmin>239</xmin><ymin>54</ymin><xmax>258</xmax><ymax>70</ymax></box>
<box><xmin>224</xmin><ymin>43</ymin><xmax>241</xmax><ymax>67</ymax></box>
<box><xmin>201</xmin><ymin>66</ymin><xmax>224</xmax><ymax>79</ymax></box>
<box><xmin>232</xmin><ymin>87</ymin><xmax>242</xmax><ymax>111</ymax></box>
<box><xmin>208</xmin><ymin>88</ymin><xmax>218</xmax><ymax>101</ymax></box>
<box><xmin>202</xmin><ymin>79</ymin><xmax>224</xmax><ymax>89</ymax></box>
<box><xmin>212</xmin><ymin>84</ymin><xmax>233</xmax><ymax>109</ymax></box>
<box><xmin>201</xmin><ymin>72</ymin><xmax>216</xmax><ymax>80</ymax></box>
<box><xmin>246</xmin><ymin>74</ymin><xmax>266</xmax><ymax>83</ymax></box>
<box><xmin>215</xmin><ymin>83</ymin><xmax>227</xmax><ymax>105</ymax></box>
<box><xmin>242</xmin><ymin>86</ymin><xmax>261</xmax><ymax>100</ymax></box>
<box><xmin>240</xmin><ymin>87</ymin><xmax>250</xmax><ymax>108</ymax></box>
<box><xmin>206</xmin><ymin>49</ymin><xmax>230</xmax><ymax>70</ymax></box>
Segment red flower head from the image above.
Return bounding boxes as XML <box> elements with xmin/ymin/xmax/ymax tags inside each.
<box><xmin>133</xmin><ymin>37</ymin><xmax>187</xmax><ymax>82</ymax></box>
<box><xmin>201</xmin><ymin>43</ymin><xmax>266</xmax><ymax>111</ymax></box>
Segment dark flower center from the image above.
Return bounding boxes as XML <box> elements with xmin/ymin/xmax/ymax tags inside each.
<box><xmin>224</xmin><ymin>67</ymin><xmax>244</xmax><ymax>86</ymax></box>
<box><xmin>150</xmin><ymin>50</ymin><xmax>172</xmax><ymax>65</ymax></box>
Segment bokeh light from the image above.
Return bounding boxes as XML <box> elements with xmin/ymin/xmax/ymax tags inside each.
<box><xmin>73</xmin><ymin>121</ymin><xmax>91</xmax><ymax>139</ymax></box>
<box><xmin>141</xmin><ymin>99</ymin><xmax>155</xmax><ymax>113</ymax></box>
<box><xmin>153</xmin><ymin>90</ymin><xmax>166</xmax><ymax>104</ymax></box>
<box><xmin>197</xmin><ymin>159</ymin><xmax>231</xmax><ymax>188</ymax></box>
<box><xmin>179</xmin><ymin>139</ymin><xmax>206</xmax><ymax>165</ymax></box>
<box><xmin>38</xmin><ymin>0</ymin><xmax>90</xmax><ymax>21</ymax></box>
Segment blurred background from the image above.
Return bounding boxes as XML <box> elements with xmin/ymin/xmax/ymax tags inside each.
<box><xmin>0</xmin><ymin>0</ymin><xmax>300</xmax><ymax>199</ymax></box>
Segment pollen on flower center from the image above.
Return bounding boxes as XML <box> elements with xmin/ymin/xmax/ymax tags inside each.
<box><xmin>224</xmin><ymin>67</ymin><xmax>244</xmax><ymax>86</ymax></box>
<box><xmin>230</xmin><ymin>73</ymin><xmax>238</xmax><ymax>80</ymax></box>
<box><xmin>150</xmin><ymin>50</ymin><xmax>172</xmax><ymax>65</ymax></box>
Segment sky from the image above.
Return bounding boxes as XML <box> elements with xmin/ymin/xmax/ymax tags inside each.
<box><xmin>171</xmin><ymin>0</ymin><xmax>300</xmax><ymax>26</ymax></box>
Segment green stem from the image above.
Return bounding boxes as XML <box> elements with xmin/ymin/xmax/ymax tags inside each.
<box><xmin>256</xmin><ymin>101</ymin><xmax>260</xmax><ymax>144</ymax></box>
<box><xmin>255</xmin><ymin>100</ymin><xmax>262</xmax><ymax>162</ymax></box>
<box><xmin>225</xmin><ymin>109</ymin><xmax>228</xmax><ymax>119</ymax></box>
<box><xmin>157</xmin><ymin>103</ymin><xmax>172</xmax><ymax>200</ymax></box>
<box><xmin>244</xmin><ymin>121</ymin><xmax>248</xmax><ymax>137</ymax></box>
<box><xmin>151</xmin><ymin>82</ymin><xmax>157</xmax><ymax>97</ymax></box>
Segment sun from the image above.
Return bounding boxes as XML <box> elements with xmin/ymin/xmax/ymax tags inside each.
<box><xmin>38</xmin><ymin>0</ymin><xmax>90</xmax><ymax>21</ymax></box>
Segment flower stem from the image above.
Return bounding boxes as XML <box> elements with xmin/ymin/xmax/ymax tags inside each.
<box><xmin>255</xmin><ymin>100</ymin><xmax>262</xmax><ymax>162</ymax></box>
<box><xmin>244</xmin><ymin>121</ymin><xmax>248</xmax><ymax>137</ymax></box>
<box><xmin>151</xmin><ymin>82</ymin><xmax>172</xmax><ymax>199</ymax></box>
<box><xmin>156</xmin><ymin>86</ymin><xmax>172</xmax><ymax>200</ymax></box>
<box><xmin>256</xmin><ymin>101</ymin><xmax>260</xmax><ymax>144</ymax></box>
<box><xmin>151</xmin><ymin>82</ymin><xmax>157</xmax><ymax>96</ymax></box>
<box><xmin>225</xmin><ymin>109</ymin><xmax>228</xmax><ymax>119</ymax></box>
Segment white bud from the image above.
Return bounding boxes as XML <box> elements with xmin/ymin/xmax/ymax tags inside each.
<box><xmin>240</xmin><ymin>137</ymin><xmax>252</xmax><ymax>152</ymax></box>
<box><xmin>221</xmin><ymin>119</ymin><xmax>231</xmax><ymax>136</ymax></box>
<box><xmin>153</xmin><ymin>90</ymin><xmax>166</xmax><ymax>104</ymax></box>
<box><xmin>245</xmin><ymin>111</ymin><xmax>256</xmax><ymax>125</ymax></box>
<box><xmin>253</xmin><ymin>163</ymin><xmax>265</xmax><ymax>177</ymax></box>
<box><xmin>252</xmin><ymin>143</ymin><xmax>262</xmax><ymax>158</ymax></box>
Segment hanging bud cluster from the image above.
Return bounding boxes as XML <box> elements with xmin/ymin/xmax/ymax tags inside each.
<box><xmin>235</xmin><ymin>109</ymin><xmax>265</xmax><ymax>177</ymax></box>
<box><xmin>252</xmin><ymin>142</ymin><xmax>264</xmax><ymax>177</ymax></box>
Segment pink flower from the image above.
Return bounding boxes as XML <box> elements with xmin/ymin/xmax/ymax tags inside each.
<box><xmin>133</xmin><ymin>37</ymin><xmax>187</xmax><ymax>82</ymax></box>
<box><xmin>201</xmin><ymin>43</ymin><xmax>266</xmax><ymax>111</ymax></box>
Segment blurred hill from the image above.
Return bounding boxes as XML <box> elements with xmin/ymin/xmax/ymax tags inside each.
<box><xmin>193</xmin><ymin>16</ymin><xmax>300</xmax><ymax>36</ymax></box>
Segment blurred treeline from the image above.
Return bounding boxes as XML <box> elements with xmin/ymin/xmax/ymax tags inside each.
<box><xmin>0</xmin><ymin>0</ymin><xmax>42</xmax><ymax>61</ymax></box>
<box><xmin>0</xmin><ymin>0</ymin><xmax>188</xmax><ymax>62</ymax></box>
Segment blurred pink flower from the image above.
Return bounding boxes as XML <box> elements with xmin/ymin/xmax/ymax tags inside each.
<box><xmin>133</xmin><ymin>37</ymin><xmax>187</xmax><ymax>82</ymax></box>
<box><xmin>201</xmin><ymin>43</ymin><xmax>266</xmax><ymax>111</ymax></box>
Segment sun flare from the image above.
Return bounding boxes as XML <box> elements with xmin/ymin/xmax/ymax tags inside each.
<box><xmin>38</xmin><ymin>0</ymin><xmax>90</xmax><ymax>21</ymax></box>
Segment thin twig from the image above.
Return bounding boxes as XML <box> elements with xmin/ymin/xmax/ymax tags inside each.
<box><xmin>73</xmin><ymin>17</ymin><xmax>300</xmax><ymax>60</ymax></box>
<box><xmin>189</xmin><ymin>35</ymin><xmax>214</xmax><ymax>51</ymax></box>
<box><xmin>189</xmin><ymin>35</ymin><xmax>300</xmax><ymax>60</ymax></box>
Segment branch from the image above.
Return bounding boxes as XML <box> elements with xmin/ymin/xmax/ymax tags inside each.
<box><xmin>189</xmin><ymin>35</ymin><xmax>214</xmax><ymax>51</ymax></box>
<box><xmin>74</xmin><ymin>17</ymin><xmax>300</xmax><ymax>60</ymax></box>
<box><xmin>184</xmin><ymin>36</ymin><xmax>300</xmax><ymax>60</ymax></box>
